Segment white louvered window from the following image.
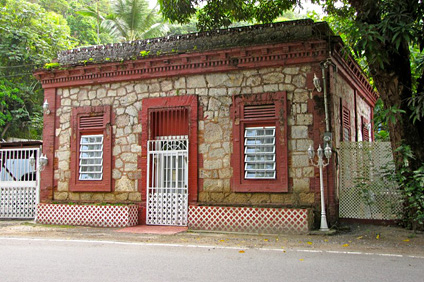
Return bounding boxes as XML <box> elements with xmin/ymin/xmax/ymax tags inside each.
<box><xmin>244</xmin><ymin>126</ymin><xmax>276</xmax><ymax>179</ymax></box>
<box><xmin>79</xmin><ymin>135</ymin><xmax>103</xmax><ymax>180</ymax></box>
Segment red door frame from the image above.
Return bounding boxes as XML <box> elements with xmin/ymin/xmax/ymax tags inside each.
<box><xmin>139</xmin><ymin>95</ymin><xmax>198</xmax><ymax>205</ymax></box>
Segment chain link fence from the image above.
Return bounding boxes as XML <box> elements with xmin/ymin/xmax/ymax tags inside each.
<box><xmin>339</xmin><ymin>142</ymin><xmax>403</xmax><ymax>220</ymax></box>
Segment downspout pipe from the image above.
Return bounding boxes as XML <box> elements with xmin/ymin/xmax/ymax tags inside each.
<box><xmin>320</xmin><ymin>59</ymin><xmax>336</xmax><ymax>146</ymax></box>
<box><xmin>321</xmin><ymin>59</ymin><xmax>334</xmax><ymax>133</ymax></box>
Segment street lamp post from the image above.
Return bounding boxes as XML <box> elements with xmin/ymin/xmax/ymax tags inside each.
<box><xmin>308</xmin><ymin>144</ymin><xmax>332</xmax><ymax>232</ymax></box>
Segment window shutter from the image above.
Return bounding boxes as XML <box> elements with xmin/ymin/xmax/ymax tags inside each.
<box><xmin>342</xmin><ymin>107</ymin><xmax>351</xmax><ymax>142</ymax></box>
<box><xmin>243</xmin><ymin>104</ymin><xmax>275</xmax><ymax>119</ymax></box>
<box><xmin>362</xmin><ymin>117</ymin><xmax>369</xmax><ymax>141</ymax></box>
<box><xmin>79</xmin><ymin>115</ymin><xmax>104</xmax><ymax>129</ymax></box>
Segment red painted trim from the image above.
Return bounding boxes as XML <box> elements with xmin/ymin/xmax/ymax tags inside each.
<box><xmin>35</xmin><ymin>42</ymin><xmax>328</xmax><ymax>89</ymax></box>
<box><xmin>231</xmin><ymin>92</ymin><xmax>288</xmax><ymax>192</ymax></box>
<box><xmin>331</xmin><ymin>51</ymin><xmax>378</xmax><ymax>107</ymax></box>
<box><xmin>139</xmin><ymin>95</ymin><xmax>198</xmax><ymax>204</ymax></box>
<box><xmin>40</xmin><ymin>88</ymin><xmax>56</xmax><ymax>202</ymax></box>
<box><xmin>69</xmin><ymin>106</ymin><xmax>112</xmax><ymax>192</ymax></box>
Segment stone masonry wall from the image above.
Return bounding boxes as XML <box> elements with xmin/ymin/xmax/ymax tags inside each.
<box><xmin>54</xmin><ymin>65</ymin><xmax>317</xmax><ymax>207</ymax></box>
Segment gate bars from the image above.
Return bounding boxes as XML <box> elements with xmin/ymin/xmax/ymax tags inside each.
<box><xmin>146</xmin><ymin>136</ymin><xmax>189</xmax><ymax>226</ymax></box>
<box><xmin>0</xmin><ymin>147</ymin><xmax>41</xmax><ymax>218</ymax></box>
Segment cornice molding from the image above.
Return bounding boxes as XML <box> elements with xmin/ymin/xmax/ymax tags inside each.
<box><xmin>35</xmin><ymin>41</ymin><xmax>328</xmax><ymax>89</ymax></box>
<box><xmin>332</xmin><ymin>49</ymin><xmax>378</xmax><ymax>105</ymax></box>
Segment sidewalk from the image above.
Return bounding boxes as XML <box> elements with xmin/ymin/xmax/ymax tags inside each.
<box><xmin>1</xmin><ymin>220</ymin><xmax>423</xmax><ymax>257</ymax></box>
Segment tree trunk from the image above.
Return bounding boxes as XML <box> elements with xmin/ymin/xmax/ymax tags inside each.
<box><xmin>350</xmin><ymin>0</ymin><xmax>424</xmax><ymax>171</ymax></box>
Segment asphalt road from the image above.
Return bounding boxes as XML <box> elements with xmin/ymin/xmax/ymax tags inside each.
<box><xmin>0</xmin><ymin>237</ymin><xmax>423</xmax><ymax>282</ymax></box>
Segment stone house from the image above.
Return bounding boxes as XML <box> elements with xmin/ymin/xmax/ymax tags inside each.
<box><xmin>34</xmin><ymin>19</ymin><xmax>376</xmax><ymax>233</ymax></box>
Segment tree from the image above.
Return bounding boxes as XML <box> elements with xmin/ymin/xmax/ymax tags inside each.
<box><xmin>159</xmin><ymin>0</ymin><xmax>424</xmax><ymax>168</ymax></box>
<box><xmin>102</xmin><ymin>0</ymin><xmax>169</xmax><ymax>42</ymax></box>
<box><xmin>160</xmin><ymin>0</ymin><xmax>424</xmax><ymax>228</ymax></box>
<box><xmin>0</xmin><ymin>0</ymin><xmax>74</xmax><ymax>139</ymax></box>
<box><xmin>158</xmin><ymin>0</ymin><xmax>300</xmax><ymax>31</ymax></box>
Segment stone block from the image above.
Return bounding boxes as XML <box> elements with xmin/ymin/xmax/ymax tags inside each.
<box><xmin>69</xmin><ymin>193</ymin><xmax>80</xmax><ymax>201</ymax></box>
<box><xmin>135</xmin><ymin>83</ymin><xmax>148</xmax><ymax>93</ymax></box>
<box><xmin>112</xmin><ymin>169</ymin><xmax>122</xmax><ymax>179</ymax></box>
<box><xmin>204</xmin><ymin>122</ymin><xmax>223</xmax><ymax>142</ymax></box>
<box><xmin>80</xmin><ymin>193</ymin><xmax>93</xmax><ymax>201</ymax></box>
<box><xmin>264</xmin><ymin>84</ymin><xmax>279</xmax><ymax>92</ymax></box>
<box><xmin>292</xmin><ymin>74</ymin><xmax>306</xmax><ymax>88</ymax></box>
<box><xmin>198</xmin><ymin>192</ymin><xmax>210</xmax><ymax>202</ymax></box>
<box><xmin>115</xmin><ymin>175</ymin><xmax>135</xmax><ymax>191</ymax></box>
<box><xmin>296</xmin><ymin>139</ymin><xmax>313</xmax><ymax>151</ymax></box>
<box><xmin>209</xmin><ymin>192</ymin><xmax>225</xmax><ymax>202</ymax></box>
<box><xmin>293</xmin><ymin>178</ymin><xmax>310</xmax><ymax>193</ymax></box>
<box><xmin>209</xmin><ymin>148</ymin><xmax>225</xmax><ymax>159</ymax></box>
<box><xmin>203</xmin><ymin>179</ymin><xmax>224</xmax><ymax>192</ymax></box>
<box><xmin>224</xmin><ymin>193</ymin><xmax>249</xmax><ymax>204</ymax></box>
<box><xmin>299</xmin><ymin>192</ymin><xmax>315</xmax><ymax>205</ymax></box>
<box><xmin>301</xmin><ymin>167</ymin><xmax>313</xmax><ymax>178</ymax></box>
<box><xmin>104</xmin><ymin>193</ymin><xmax>116</xmax><ymax>201</ymax></box>
<box><xmin>291</xmin><ymin>126</ymin><xmax>308</xmax><ymax>139</ymax></box>
<box><xmin>293</xmin><ymin>91</ymin><xmax>309</xmax><ymax>103</ymax></box>
<box><xmin>203</xmin><ymin>159</ymin><xmax>222</xmax><ymax>170</ymax></box>
<box><xmin>116</xmin><ymin>193</ymin><xmax>129</xmax><ymax>201</ymax></box>
<box><xmin>97</xmin><ymin>88</ymin><xmax>107</xmax><ymax>98</ymax></box>
<box><xmin>129</xmin><ymin>192</ymin><xmax>141</xmax><ymax>202</ymax></box>
<box><xmin>295</xmin><ymin>114</ymin><xmax>313</xmax><ymax>125</ymax></box>
<box><xmin>92</xmin><ymin>193</ymin><xmax>105</xmax><ymax>202</ymax></box>
<box><xmin>283</xmin><ymin>67</ymin><xmax>300</xmax><ymax>75</ymax></box>
<box><xmin>292</xmin><ymin>154</ymin><xmax>310</xmax><ymax>167</ymax></box>
<box><xmin>219</xmin><ymin>168</ymin><xmax>232</xmax><ymax>179</ymax></box>
<box><xmin>54</xmin><ymin>192</ymin><xmax>68</xmax><ymax>201</ymax></box>
<box><xmin>187</xmin><ymin>75</ymin><xmax>206</xmax><ymax>88</ymax></box>
<box><xmin>245</xmin><ymin>75</ymin><xmax>262</xmax><ymax>87</ymax></box>
<box><xmin>249</xmin><ymin>193</ymin><xmax>271</xmax><ymax>204</ymax></box>
<box><xmin>57</xmin><ymin>181</ymin><xmax>69</xmax><ymax>192</ymax></box>
<box><xmin>209</xmin><ymin>88</ymin><xmax>227</xmax><ymax>96</ymax></box>
<box><xmin>160</xmin><ymin>80</ymin><xmax>173</xmax><ymax>92</ymax></box>
<box><xmin>263</xmin><ymin>72</ymin><xmax>284</xmax><ymax>84</ymax></box>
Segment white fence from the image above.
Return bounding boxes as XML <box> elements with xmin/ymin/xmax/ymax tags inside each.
<box><xmin>339</xmin><ymin>142</ymin><xmax>402</xmax><ymax>220</ymax></box>
<box><xmin>0</xmin><ymin>147</ymin><xmax>41</xmax><ymax>218</ymax></box>
<box><xmin>146</xmin><ymin>136</ymin><xmax>189</xmax><ymax>226</ymax></box>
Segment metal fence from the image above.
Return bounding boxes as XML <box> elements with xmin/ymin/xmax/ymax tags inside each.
<box><xmin>339</xmin><ymin>142</ymin><xmax>402</xmax><ymax>220</ymax></box>
<box><xmin>0</xmin><ymin>148</ymin><xmax>40</xmax><ymax>218</ymax></box>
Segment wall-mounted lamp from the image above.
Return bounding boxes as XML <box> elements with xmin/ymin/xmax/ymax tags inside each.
<box><xmin>29</xmin><ymin>154</ymin><xmax>36</xmax><ymax>168</ymax></box>
<box><xmin>313</xmin><ymin>73</ymin><xmax>322</xmax><ymax>92</ymax></box>
<box><xmin>43</xmin><ymin>99</ymin><xmax>50</xmax><ymax>115</ymax></box>
<box><xmin>39</xmin><ymin>154</ymin><xmax>48</xmax><ymax>171</ymax></box>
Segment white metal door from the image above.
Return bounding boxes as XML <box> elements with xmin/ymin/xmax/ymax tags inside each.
<box><xmin>0</xmin><ymin>147</ymin><xmax>41</xmax><ymax>218</ymax></box>
<box><xmin>146</xmin><ymin>136</ymin><xmax>188</xmax><ymax>226</ymax></box>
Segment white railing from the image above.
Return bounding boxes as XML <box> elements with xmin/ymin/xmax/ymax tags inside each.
<box><xmin>146</xmin><ymin>136</ymin><xmax>189</xmax><ymax>226</ymax></box>
<box><xmin>0</xmin><ymin>147</ymin><xmax>41</xmax><ymax>218</ymax></box>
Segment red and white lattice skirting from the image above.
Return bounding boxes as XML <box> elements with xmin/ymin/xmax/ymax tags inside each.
<box><xmin>36</xmin><ymin>204</ymin><xmax>138</xmax><ymax>227</ymax></box>
<box><xmin>188</xmin><ymin>206</ymin><xmax>311</xmax><ymax>234</ymax></box>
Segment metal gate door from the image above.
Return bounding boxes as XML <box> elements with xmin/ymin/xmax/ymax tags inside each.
<box><xmin>146</xmin><ymin>136</ymin><xmax>188</xmax><ymax>226</ymax></box>
<box><xmin>0</xmin><ymin>147</ymin><xmax>41</xmax><ymax>218</ymax></box>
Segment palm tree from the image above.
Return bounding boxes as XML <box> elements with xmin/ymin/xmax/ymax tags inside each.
<box><xmin>102</xmin><ymin>0</ymin><xmax>169</xmax><ymax>42</ymax></box>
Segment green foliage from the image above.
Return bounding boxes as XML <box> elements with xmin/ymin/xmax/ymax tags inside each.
<box><xmin>158</xmin><ymin>0</ymin><xmax>301</xmax><ymax>31</ymax></box>
<box><xmin>139</xmin><ymin>50</ymin><xmax>150</xmax><ymax>57</ymax></box>
<box><xmin>0</xmin><ymin>0</ymin><xmax>74</xmax><ymax>139</ymax></box>
<box><xmin>394</xmin><ymin>145</ymin><xmax>424</xmax><ymax>230</ymax></box>
<box><xmin>102</xmin><ymin>0</ymin><xmax>169</xmax><ymax>42</ymax></box>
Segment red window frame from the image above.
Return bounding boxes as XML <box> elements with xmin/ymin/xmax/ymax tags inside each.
<box><xmin>70</xmin><ymin>105</ymin><xmax>112</xmax><ymax>192</ymax></box>
<box><xmin>342</xmin><ymin>105</ymin><xmax>351</xmax><ymax>142</ymax></box>
<box><xmin>361</xmin><ymin>116</ymin><xmax>370</xmax><ymax>142</ymax></box>
<box><xmin>231</xmin><ymin>92</ymin><xmax>288</xmax><ymax>192</ymax></box>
